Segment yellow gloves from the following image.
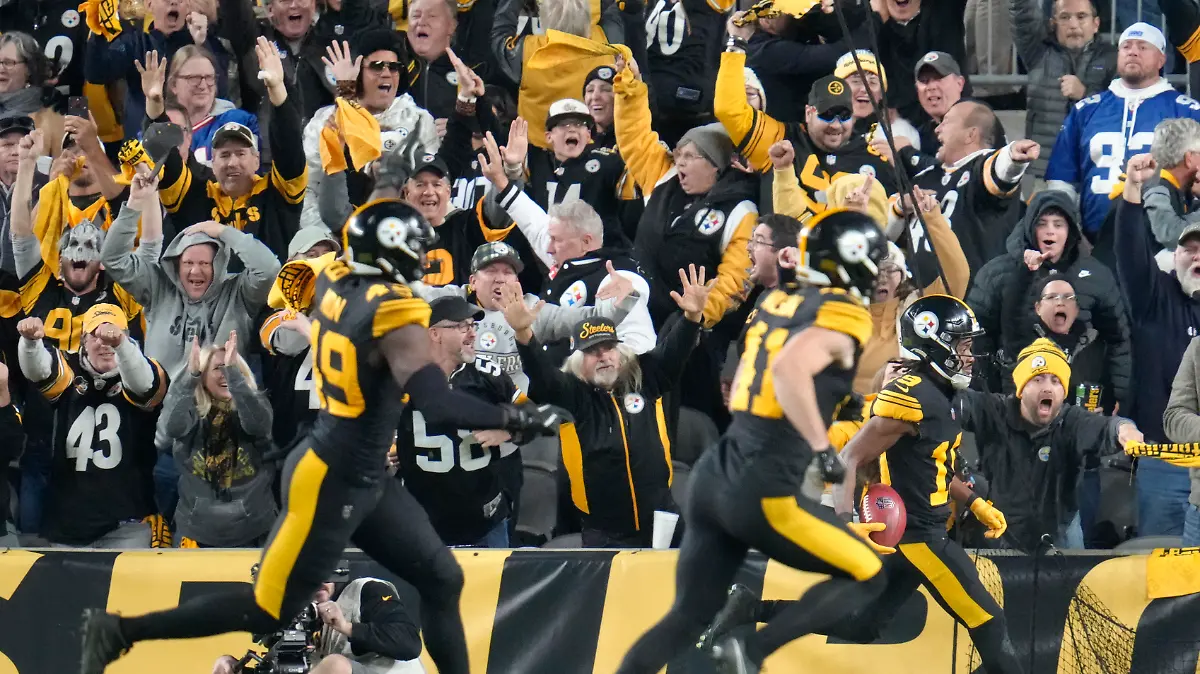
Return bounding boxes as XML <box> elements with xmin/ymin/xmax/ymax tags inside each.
<box><xmin>970</xmin><ymin>498</ymin><xmax>1007</xmax><ymax>539</ymax></box>
<box><xmin>848</xmin><ymin>521</ymin><xmax>895</xmax><ymax>555</ymax></box>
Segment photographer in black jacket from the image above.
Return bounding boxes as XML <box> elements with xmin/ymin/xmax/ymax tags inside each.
<box><xmin>503</xmin><ymin>264</ymin><xmax>710</xmax><ymax>547</ymax></box>
<box><xmin>212</xmin><ymin>577</ymin><xmax>424</xmax><ymax>674</ymax></box>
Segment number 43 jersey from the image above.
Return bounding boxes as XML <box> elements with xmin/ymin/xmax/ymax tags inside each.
<box><xmin>870</xmin><ymin>372</ymin><xmax>962</xmax><ymax>534</ymax></box>
<box><xmin>35</xmin><ymin>349</ymin><xmax>166</xmax><ymax>545</ymax></box>
<box><xmin>395</xmin><ymin>360</ymin><xmax>523</xmax><ymax>545</ymax></box>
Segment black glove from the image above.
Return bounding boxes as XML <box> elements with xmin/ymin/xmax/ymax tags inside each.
<box><xmin>815</xmin><ymin>448</ymin><xmax>845</xmax><ymax>483</ymax></box>
<box><xmin>500</xmin><ymin>403</ymin><xmax>564</xmax><ymax>443</ymax></box>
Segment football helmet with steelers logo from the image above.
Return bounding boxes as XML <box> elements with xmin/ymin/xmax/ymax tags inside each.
<box><xmin>899</xmin><ymin>294</ymin><xmax>984</xmax><ymax>390</ymax></box>
<box><xmin>794</xmin><ymin>207</ymin><xmax>887</xmax><ymax>301</ymax></box>
<box><xmin>342</xmin><ymin>199</ymin><xmax>437</xmax><ymax>284</ymax></box>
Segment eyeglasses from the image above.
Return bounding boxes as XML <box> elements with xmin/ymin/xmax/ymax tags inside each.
<box><xmin>553</xmin><ymin>120</ymin><xmax>590</xmax><ymax>131</ymax></box>
<box><xmin>817</xmin><ymin>111</ymin><xmax>853</xmax><ymax>124</ymax></box>
<box><xmin>177</xmin><ymin>73</ymin><xmax>216</xmax><ymax>86</ymax></box>
<box><xmin>673</xmin><ymin>149</ymin><xmax>706</xmax><ymax>164</ymax></box>
<box><xmin>366</xmin><ymin>60</ymin><xmax>403</xmax><ymax>73</ymax></box>
<box><xmin>0</xmin><ymin>58</ymin><xmax>26</xmax><ymax>70</ymax></box>
<box><xmin>1041</xmin><ymin>293</ymin><xmax>1077</xmax><ymax>303</ymax></box>
<box><xmin>433</xmin><ymin>320</ymin><xmax>476</xmax><ymax>332</ymax></box>
<box><xmin>749</xmin><ymin>237</ymin><xmax>779</xmax><ymax>250</ymax></box>
<box><xmin>1054</xmin><ymin>11</ymin><xmax>1095</xmax><ymax>21</ymax></box>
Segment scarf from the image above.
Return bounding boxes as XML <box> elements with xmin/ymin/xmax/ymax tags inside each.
<box><xmin>0</xmin><ymin>88</ymin><xmax>42</xmax><ymax>118</ymax></box>
<box><xmin>319</xmin><ymin>99</ymin><xmax>382</xmax><ymax>174</ymax></box>
<box><xmin>33</xmin><ymin>175</ymin><xmax>113</xmax><ymax>273</ymax></box>
<box><xmin>80</xmin><ymin>0</ymin><xmax>124</xmax><ymax>41</ymax></box>
<box><xmin>195</xmin><ymin>399</ymin><xmax>241</xmax><ymax>494</ymax></box>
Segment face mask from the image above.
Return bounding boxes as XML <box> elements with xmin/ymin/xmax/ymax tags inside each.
<box><xmin>60</xmin><ymin>220</ymin><xmax>106</xmax><ymax>264</ymax></box>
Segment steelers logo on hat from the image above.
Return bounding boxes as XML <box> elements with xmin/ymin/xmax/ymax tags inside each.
<box><xmin>828</xmin><ymin>80</ymin><xmax>845</xmax><ymax>95</ymax></box>
<box><xmin>598</xmin><ymin>67</ymin><xmax>614</xmax><ymax>80</ymax></box>
<box><xmin>923</xmin><ymin>51</ymin><xmax>939</xmax><ymax>62</ymax></box>
<box><xmin>422</xmin><ymin>153</ymin><xmax>436</xmax><ymax>163</ymax></box>
<box><xmin>1031</xmin><ymin>355</ymin><xmax>1047</xmax><ymax>369</ymax></box>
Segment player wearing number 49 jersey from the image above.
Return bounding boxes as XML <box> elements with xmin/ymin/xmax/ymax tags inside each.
<box><xmin>81</xmin><ymin>200</ymin><xmax>562</xmax><ymax>674</ymax></box>
<box><xmin>17</xmin><ymin>304</ymin><xmax>166</xmax><ymax>548</ymax></box>
<box><xmin>1046</xmin><ymin>22</ymin><xmax>1200</xmax><ymax>238</ymax></box>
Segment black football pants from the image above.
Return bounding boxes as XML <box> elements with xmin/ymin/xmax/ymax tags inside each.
<box><xmin>119</xmin><ymin>447</ymin><xmax>470</xmax><ymax>674</ymax></box>
<box><xmin>615</xmin><ymin>444</ymin><xmax>887</xmax><ymax>674</ymax></box>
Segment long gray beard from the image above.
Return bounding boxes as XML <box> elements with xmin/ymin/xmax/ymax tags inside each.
<box><xmin>1180</xmin><ymin>272</ymin><xmax>1200</xmax><ymax>299</ymax></box>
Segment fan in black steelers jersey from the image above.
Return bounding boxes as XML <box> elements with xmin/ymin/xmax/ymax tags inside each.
<box><xmin>16</xmin><ymin>304</ymin><xmax>165</xmax><ymax>548</ymax></box>
<box><xmin>19</xmin><ymin>220</ymin><xmax>143</xmax><ymax>354</ymax></box>
<box><xmin>900</xmin><ymin>101</ymin><xmax>1039</xmax><ymax>284</ymax></box>
<box><xmin>395</xmin><ymin>296</ymin><xmax>525</xmax><ymax>548</ymax></box>
<box><xmin>0</xmin><ymin>0</ymin><xmax>89</xmax><ymax>95</ymax></box>
<box><xmin>643</xmin><ymin>0</ymin><xmax>734</xmax><ymax>138</ymax></box>
<box><xmin>616</xmin><ymin>209</ymin><xmax>892</xmax><ymax>674</ymax></box>
<box><xmin>81</xmin><ymin>199</ymin><xmax>562</xmax><ymax>674</ymax></box>
<box><xmin>523</xmin><ymin>100</ymin><xmax>635</xmax><ymax>247</ymax></box>
<box><xmin>831</xmin><ymin>295</ymin><xmax>1025</xmax><ymax>674</ymax></box>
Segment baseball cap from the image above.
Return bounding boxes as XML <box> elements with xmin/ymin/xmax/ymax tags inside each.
<box><xmin>570</xmin><ymin>317</ymin><xmax>619</xmax><ymax>351</ymax></box>
<box><xmin>141</xmin><ymin>122</ymin><xmax>185</xmax><ymax>168</ymax></box>
<box><xmin>82</xmin><ymin>303</ymin><xmax>129</xmax><ymax>334</ymax></box>
<box><xmin>1119</xmin><ymin>22</ymin><xmax>1166</xmax><ymax>54</ymax></box>
<box><xmin>211</xmin><ymin>122</ymin><xmax>259</xmax><ymax>151</ymax></box>
<box><xmin>1179</xmin><ymin>221</ymin><xmax>1200</xmax><ymax>245</ymax></box>
<box><xmin>429</xmin><ymin>296</ymin><xmax>485</xmax><ymax>325</ymax></box>
<box><xmin>914</xmin><ymin>51</ymin><xmax>963</xmax><ymax>78</ymax></box>
<box><xmin>834</xmin><ymin>50</ymin><xmax>888</xmax><ymax>90</ymax></box>
<box><xmin>287</xmin><ymin>227</ymin><xmax>341</xmax><ymax>260</ymax></box>
<box><xmin>470</xmin><ymin>241</ymin><xmax>525</xmax><ymax>274</ymax></box>
<box><xmin>0</xmin><ymin>115</ymin><xmax>34</xmax><ymax>137</ymax></box>
<box><xmin>545</xmin><ymin>99</ymin><xmax>594</xmax><ymax>131</ymax></box>
<box><xmin>808</xmin><ymin>76</ymin><xmax>854</xmax><ymax>118</ymax></box>
<box><xmin>412</xmin><ymin>153</ymin><xmax>450</xmax><ymax>179</ymax></box>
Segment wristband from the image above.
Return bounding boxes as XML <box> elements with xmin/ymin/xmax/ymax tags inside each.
<box><xmin>965</xmin><ymin>494</ymin><xmax>981</xmax><ymax>510</ymax></box>
<box><xmin>455</xmin><ymin>98</ymin><xmax>477</xmax><ymax>117</ymax></box>
<box><xmin>457</xmin><ymin>93</ymin><xmax>478</xmax><ymax>104</ymax></box>
<box><xmin>335</xmin><ymin>80</ymin><xmax>356</xmax><ymax>98</ymax></box>
<box><xmin>726</xmin><ymin>36</ymin><xmax>747</xmax><ymax>52</ymax></box>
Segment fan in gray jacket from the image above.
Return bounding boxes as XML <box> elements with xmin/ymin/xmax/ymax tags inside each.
<box><xmin>1161</xmin><ymin>335</ymin><xmax>1200</xmax><ymax>546</ymax></box>
<box><xmin>160</xmin><ymin>331</ymin><xmax>277</xmax><ymax>548</ymax></box>
<box><xmin>100</xmin><ymin>170</ymin><xmax>282</xmax><ymax>378</ymax></box>
<box><xmin>1010</xmin><ymin>0</ymin><xmax>1116</xmax><ymax>180</ymax></box>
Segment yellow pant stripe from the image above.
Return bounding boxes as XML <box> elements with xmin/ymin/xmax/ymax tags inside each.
<box><xmin>899</xmin><ymin>542</ymin><xmax>993</xmax><ymax>628</ymax></box>
<box><xmin>760</xmin><ymin>496</ymin><xmax>883</xmax><ymax>581</ymax></box>
<box><xmin>254</xmin><ymin>449</ymin><xmax>329</xmax><ymax>619</ymax></box>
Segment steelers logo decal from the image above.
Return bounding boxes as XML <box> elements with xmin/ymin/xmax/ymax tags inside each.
<box><xmin>696</xmin><ymin>209</ymin><xmax>726</xmax><ymax>235</ymax></box>
<box><xmin>835</xmin><ymin>230</ymin><xmax>871</xmax><ymax>263</ymax></box>
<box><xmin>334</xmin><ymin>24</ymin><xmax>345</xmax><ymax>35</ymax></box>
<box><xmin>586</xmin><ymin>159</ymin><xmax>600</xmax><ymax>173</ymax></box>
<box><xmin>598</xmin><ymin>67</ymin><xmax>614</xmax><ymax>80</ymax></box>
<box><xmin>1037</xmin><ymin>446</ymin><xmax>1051</xmax><ymax>462</ymax></box>
<box><xmin>828</xmin><ymin>80</ymin><xmax>845</xmax><ymax>96</ymax></box>
<box><xmin>376</xmin><ymin>217</ymin><xmax>408</xmax><ymax>248</ymax></box>
<box><xmin>479</xmin><ymin>332</ymin><xmax>498</xmax><ymax>349</ymax></box>
<box><xmin>422</xmin><ymin>153</ymin><xmax>436</xmax><ymax>163</ymax></box>
<box><xmin>62</xmin><ymin>9</ymin><xmax>81</xmax><ymax>27</ymax></box>
<box><xmin>624</xmin><ymin>393</ymin><xmax>645</xmax><ymax>414</ymax></box>
<box><xmin>913</xmin><ymin>311</ymin><xmax>940</xmax><ymax>338</ymax></box>
<box><xmin>957</xmin><ymin>171</ymin><xmax>971</xmax><ymax>187</ymax></box>
<box><xmin>923</xmin><ymin>52</ymin><xmax>939</xmax><ymax>62</ymax></box>
<box><xmin>446</xmin><ymin>71</ymin><xmax>459</xmax><ymax>86</ymax></box>
<box><xmin>858</xmin><ymin>165</ymin><xmax>877</xmax><ymax>178</ymax></box>
<box><xmin>1031</xmin><ymin>355</ymin><xmax>1047</xmax><ymax>369</ymax></box>
<box><xmin>560</xmin><ymin>280</ymin><xmax>588</xmax><ymax>308</ymax></box>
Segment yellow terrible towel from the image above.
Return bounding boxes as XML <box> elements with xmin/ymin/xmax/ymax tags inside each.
<box><xmin>319</xmin><ymin>99</ymin><xmax>382</xmax><ymax>174</ymax></box>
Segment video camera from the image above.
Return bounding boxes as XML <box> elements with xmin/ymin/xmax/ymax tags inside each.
<box><xmin>232</xmin><ymin>562</ymin><xmax>352</xmax><ymax>674</ymax></box>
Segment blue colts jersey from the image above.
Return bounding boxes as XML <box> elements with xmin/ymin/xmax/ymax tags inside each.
<box><xmin>1045</xmin><ymin>80</ymin><xmax>1200</xmax><ymax>236</ymax></box>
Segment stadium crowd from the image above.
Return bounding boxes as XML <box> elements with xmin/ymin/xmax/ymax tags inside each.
<box><xmin>2</xmin><ymin>0</ymin><xmax>1200</xmax><ymax>589</ymax></box>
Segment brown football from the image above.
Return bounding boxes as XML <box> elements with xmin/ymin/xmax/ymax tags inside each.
<box><xmin>860</xmin><ymin>483</ymin><xmax>906</xmax><ymax>548</ymax></box>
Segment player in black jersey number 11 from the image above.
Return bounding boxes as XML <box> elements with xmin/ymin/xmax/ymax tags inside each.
<box><xmin>80</xmin><ymin>200</ymin><xmax>563</xmax><ymax>674</ymax></box>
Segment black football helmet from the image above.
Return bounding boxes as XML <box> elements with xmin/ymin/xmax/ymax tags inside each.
<box><xmin>796</xmin><ymin>208</ymin><xmax>888</xmax><ymax>300</ymax></box>
<box><xmin>342</xmin><ymin>199</ymin><xmax>437</xmax><ymax>284</ymax></box>
<box><xmin>899</xmin><ymin>294</ymin><xmax>984</xmax><ymax>390</ymax></box>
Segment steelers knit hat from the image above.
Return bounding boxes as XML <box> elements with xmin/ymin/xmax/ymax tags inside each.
<box><xmin>834</xmin><ymin>50</ymin><xmax>888</xmax><ymax>91</ymax></box>
<box><xmin>1012</xmin><ymin>338</ymin><xmax>1071</xmax><ymax>397</ymax></box>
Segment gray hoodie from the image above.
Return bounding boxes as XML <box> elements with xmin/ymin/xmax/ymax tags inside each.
<box><xmin>100</xmin><ymin>205</ymin><xmax>282</xmax><ymax>378</ymax></box>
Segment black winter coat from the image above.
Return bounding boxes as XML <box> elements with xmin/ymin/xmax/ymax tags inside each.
<box><xmin>966</xmin><ymin>190</ymin><xmax>1131</xmax><ymax>407</ymax></box>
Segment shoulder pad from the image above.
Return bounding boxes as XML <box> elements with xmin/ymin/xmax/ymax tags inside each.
<box><xmin>872</xmin><ymin>375</ymin><xmax>926</xmax><ymax>423</ymax></box>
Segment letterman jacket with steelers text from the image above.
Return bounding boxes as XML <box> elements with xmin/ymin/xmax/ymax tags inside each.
<box><xmin>516</xmin><ymin>313</ymin><xmax>701</xmax><ymax>543</ymax></box>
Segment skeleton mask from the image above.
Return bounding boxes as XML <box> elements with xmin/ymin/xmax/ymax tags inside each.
<box><xmin>60</xmin><ymin>220</ymin><xmax>106</xmax><ymax>264</ymax></box>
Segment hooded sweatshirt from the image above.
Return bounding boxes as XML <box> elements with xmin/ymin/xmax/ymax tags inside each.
<box><xmin>967</xmin><ymin>190</ymin><xmax>1131</xmax><ymax>407</ymax></box>
<box><xmin>100</xmin><ymin>205</ymin><xmax>282</xmax><ymax>378</ymax></box>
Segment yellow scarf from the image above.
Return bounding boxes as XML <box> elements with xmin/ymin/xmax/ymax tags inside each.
<box><xmin>114</xmin><ymin>138</ymin><xmax>157</xmax><ymax>185</ymax></box>
<box><xmin>319</xmin><ymin>99</ymin><xmax>382</xmax><ymax>174</ymax></box>
<box><xmin>520</xmin><ymin>31</ymin><xmax>631</xmax><ymax>149</ymax></box>
<box><xmin>33</xmin><ymin>175</ymin><xmax>113</xmax><ymax>274</ymax></box>
<box><xmin>268</xmin><ymin>252</ymin><xmax>338</xmax><ymax>312</ymax></box>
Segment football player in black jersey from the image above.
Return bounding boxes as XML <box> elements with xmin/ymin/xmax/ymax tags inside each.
<box><xmin>831</xmin><ymin>294</ymin><xmax>1025</xmax><ymax>674</ymax></box>
<box><xmin>17</xmin><ymin>303</ymin><xmax>165</xmax><ymax>547</ymax></box>
<box><xmin>616</xmin><ymin>209</ymin><xmax>891</xmax><ymax>674</ymax></box>
<box><xmin>396</xmin><ymin>295</ymin><xmax>524</xmax><ymax>547</ymax></box>
<box><xmin>80</xmin><ymin>200</ymin><xmax>562</xmax><ymax>674</ymax></box>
